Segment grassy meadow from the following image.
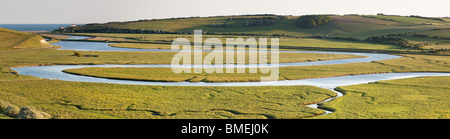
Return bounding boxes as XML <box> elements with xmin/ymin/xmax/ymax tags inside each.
<box><xmin>0</xmin><ymin>80</ymin><xmax>336</xmax><ymax>119</ymax></box>
<box><xmin>1</xmin><ymin>14</ymin><xmax>450</xmax><ymax>119</ymax></box>
<box><xmin>61</xmin><ymin>53</ymin><xmax>450</xmax><ymax>83</ymax></box>
<box><xmin>66</xmin><ymin>32</ymin><xmax>419</xmax><ymax>54</ymax></box>
<box><xmin>364</xmin><ymin>15</ymin><xmax>449</xmax><ymax>24</ymax></box>
<box><xmin>414</xmin><ymin>28</ymin><xmax>450</xmax><ymax>38</ymax></box>
<box><xmin>0</xmin><ymin>46</ymin><xmax>362</xmax><ymax>69</ymax></box>
<box><xmin>314</xmin><ymin>76</ymin><xmax>450</xmax><ymax>119</ymax></box>
<box><xmin>388</xmin><ymin>36</ymin><xmax>450</xmax><ymax>50</ymax></box>
<box><xmin>0</xmin><ymin>28</ymin><xmax>49</xmax><ymax>51</ymax></box>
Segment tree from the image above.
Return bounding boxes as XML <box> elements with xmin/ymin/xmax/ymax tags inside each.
<box><xmin>74</xmin><ymin>51</ymin><xmax>82</xmax><ymax>57</ymax></box>
<box><xmin>296</xmin><ymin>15</ymin><xmax>333</xmax><ymax>28</ymax></box>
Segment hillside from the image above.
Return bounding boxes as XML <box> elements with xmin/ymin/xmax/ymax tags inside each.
<box><xmin>0</xmin><ymin>28</ymin><xmax>49</xmax><ymax>50</ymax></box>
<box><xmin>57</xmin><ymin>14</ymin><xmax>450</xmax><ymax>39</ymax></box>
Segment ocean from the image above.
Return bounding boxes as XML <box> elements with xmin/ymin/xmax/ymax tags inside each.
<box><xmin>0</xmin><ymin>24</ymin><xmax>80</xmax><ymax>31</ymax></box>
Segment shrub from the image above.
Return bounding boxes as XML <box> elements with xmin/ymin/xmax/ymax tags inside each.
<box><xmin>74</xmin><ymin>52</ymin><xmax>81</xmax><ymax>57</ymax></box>
<box><xmin>210</xmin><ymin>23</ymin><xmax>233</xmax><ymax>28</ymax></box>
<box><xmin>244</xmin><ymin>20</ymin><xmax>276</xmax><ymax>26</ymax></box>
<box><xmin>3</xmin><ymin>106</ymin><xmax>20</xmax><ymax>118</ymax></box>
<box><xmin>18</xmin><ymin>106</ymin><xmax>52</xmax><ymax>119</ymax></box>
<box><xmin>296</xmin><ymin>15</ymin><xmax>333</xmax><ymax>28</ymax></box>
<box><xmin>0</xmin><ymin>100</ymin><xmax>10</xmax><ymax>111</ymax></box>
<box><xmin>1</xmin><ymin>100</ymin><xmax>20</xmax><ymax>118</ymax></box>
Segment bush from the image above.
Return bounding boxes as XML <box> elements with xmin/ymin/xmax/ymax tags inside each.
<box><xmin>1</xmin><ymin>100</ymin><xmax>20</xmax><ymax>118</ymax></box>
<box><xmin>3</xmin><ymin>106</ymin><xmax>20</xmax><ymax>118</ymax></box>
<box><xmin>296</xmin><ymin>15</ymin><xmax>333</xmax><ymax>28</ymax></box>
<box><xmin>74</xmin><ymin>52</ymin><xmax>81</xmax><ymax>57</ymax></box>
<box><xmin>18</xmin><ymin>106</ymin><xmax>52</xmax><ymax>119</ymax></box>
<box><xmin>210</xmin><ymin>23</ymin><xmax>233</xmax><ymax>28</ymax></box>
<box><xmin>0</xmin><ymin>100</ymin><xmax>10</xmax><ymax>111</ymax></box>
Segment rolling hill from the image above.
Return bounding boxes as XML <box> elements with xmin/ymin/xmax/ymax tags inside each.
<box><xmin>57</xmin><ymin>14</ymin><xmax>450</xmax><ymax>40</ymax></box>
<box><xmin>0</xmin><ymin>28</ymin><xmax>49</xmax><ymax>50</ymax></box>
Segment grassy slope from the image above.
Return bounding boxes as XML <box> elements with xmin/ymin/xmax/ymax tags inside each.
<box><xmin>0</xmin><ymin>47</ymin><xmax>362</xmax><ymax>66</ymax></box>
<box><xmin>365</xmin><ymin>15</ymin><xmax>448</xmax><ymax>24</ymax></box>
<box><xmin>282</xmin><ymin>54</ymin><xmax>450</xmax><ymax>80</ymax></box>
<box><xmin>414</xmin><ymin>28</ymin><xmax>450</xmax><ymax>38</ymax></box>
<box><xmin>389</xmin><ymin>36</ymin><xmax>450</xmax><ymax>50</ymax></box>
<box><xmin>0</xmin><ymin>81</ymin><xmax>335</xmax><ymax>119</ymax></box>
<box><xmin>74</xmin><ymin>15</ymin><xmax>448</xmax><ymax>39</ymax></box>
<box><xmin>443</xmin><ymin>18</ymin><xmax>450</xmax><ymax>23</ymax></box>
<box><xmin>312</xmin><ymin>16</ymin><xmax>435</xmax><ymax>39</ymax></box>
<box><xmin>315</xmin><ymin>76</ymin><xmax>450</xmax><ymax>119</ymax></box>
<box><xmin>383</xmin><ymin>28</ymin><xmax>450</xmax><ymax>50</ymax></box>
<box><xmin>0</xmin><ymin>28</ymin><xmax>48</xmax><ymax>50</ymax></box>
<box><xmin>1</xmin><ymin>35</ymin><xmax>448</xmax><ymax>83</ymax></box>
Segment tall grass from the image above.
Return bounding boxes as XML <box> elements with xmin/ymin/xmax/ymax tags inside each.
<box><xmin>0</xmin><ymin>28</ymin><xmax>48</xmax><ymax>50</ymax></box>
<box><xmin>1</xmin><ymin>24</ymin><xmax>449</xmax><ymax>119</ymax></box>
<box><xmin>314</xmin><ymin>76</ymin><xmax>450</xmax><ymax>119</ymax></box>
<box><xmin>0</xmin><ymin>80</ymin><xmax>336</xmax><ymax>119</ymax></box>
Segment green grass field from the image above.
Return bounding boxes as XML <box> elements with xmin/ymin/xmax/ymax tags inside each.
<box><xmin>314</xmin><ymin>76</ymin><xmax>450</xmax><ymax>119</ymax></box>
<box><xmin>61</xmin><ymin>53</ymin><xmax>450</xmax><ymax>83</ymax></box>
<box><xmin>1</xmin><ymin>13</ymin><xmax>450</xmax><ymax>119</ymax></box>
<box><xmin>67</xmin><ymin>32</ymin><xmax>418</xmax><ymax>53</ymax></box>
<box><xmin>63</xmin><ymin>67</ymin><xmax>281</xmax><ymax>82</ymax></box>
<box><xmin>281</xmin><ymin>54</ymin><xmax>450</xmax><ymax>80</ymax></box>
<box><xmin>388</xmin><ymin>36</ymin><xmax>450</xmax><ymax>50</ymax></box>
<box><xmin>414</xmin><ymin>28</ymin><xmax>450</xmax><ymax>38</ymax></box>
<box><xmin>364</xmin><ymin>15</ymin><xmax>448</xmax><ymax>24</ymax></box>
<box><xmin>0</xmin><ymin>80</ymin><xmax>335</xmax><ymax>119</ymax></box>
<box><xmin>0</xmin><ymin>28</ymin><xmax>49</xmax><ymax>51</ymax></box>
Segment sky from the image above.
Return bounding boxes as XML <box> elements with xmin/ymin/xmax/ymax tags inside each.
<box><xmin>0</xmin><ymin>0</ymin><xmax>449</xmax><ymax>24</ymax></box>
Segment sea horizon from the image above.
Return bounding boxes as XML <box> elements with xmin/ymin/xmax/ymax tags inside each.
<box><xmin>0</xmin><ymin>24</ymin><xmax>84</xmax><ymax>32</ymax></box>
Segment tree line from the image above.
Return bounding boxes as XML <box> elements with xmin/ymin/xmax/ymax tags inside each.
<box><xmin>295</xmin><ymin>15</ymin><xmax>333</xmax><ymax>28</ymax></box>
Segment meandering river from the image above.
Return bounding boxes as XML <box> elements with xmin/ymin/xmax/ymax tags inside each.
<box><xmin>12</xmin><ymin>35</ymin><xmax>450</xmax><ymax>116</ymax></box>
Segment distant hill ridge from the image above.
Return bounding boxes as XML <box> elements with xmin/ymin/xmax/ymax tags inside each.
<box><xmin>0</xmin><ymin>28</ymin><xmax>49</xmax><ymax>50</ymax></box>
<box><xmin>55</xmin><ymin>14</ymin><xmax>450</xmax><ymax>40</ymax></box>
